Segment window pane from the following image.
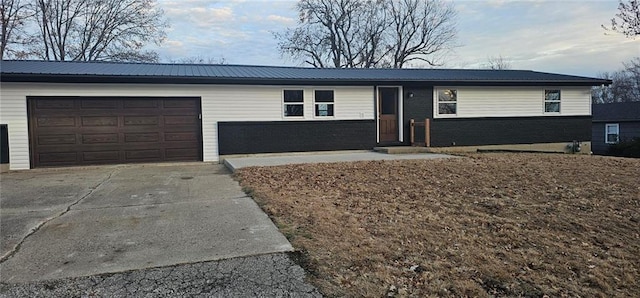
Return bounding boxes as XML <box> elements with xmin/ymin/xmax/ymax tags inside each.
<box><xmin>284</xmin><ymin>90</ymin><xmax>303</xmax><ymax>102</ymax></box>
<box><xmin>545</xmin><ymin>102</ymin><xmax>560</xmax><ymax>113</ymax></box>
<box><xmin>315</xmin><ymin>103</ymin><xmax>334</xmax><ymax>116</ymax></box>
<box><xmin>545</xmin><ymin>90</ymin><xmax>561</xmax><ymax>101</ymax></box>
<box><xmin>381</xmin><ymin>96</ymin><xmax>395</xmax><ymax>115</ymax></box>
<box><xmin>439</xmin><ymin>103</ymin><xmax>456</xmax><ymax>114</ymax></box>
<box><xmin>607</xmin><ymin>134</ymin><xmax>618</xmax><ymax>143</ymax></box>
<box><xmin>606</xmin><ymin>125</ymin><xmax>618</xmax><ymax>134</ymax></box>
<box><xmin>438</xmin><ymin>89</ymin><xmax>457</xmax><ymax>102</ymax></box>
<box><xmin>284</xmin><ymin>104</ymin><xmax>303</xmax><ymax>116</ymax></box>
<box><xmin>315</xmin><ymin>90</ymin><xmax>334</xmax><ymax>102</ymax></box>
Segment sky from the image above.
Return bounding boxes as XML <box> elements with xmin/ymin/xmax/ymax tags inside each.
<box><xmin>153</xmin><ymin>0</ymin><xmax>639</xmax><ymax>77</ymax></box>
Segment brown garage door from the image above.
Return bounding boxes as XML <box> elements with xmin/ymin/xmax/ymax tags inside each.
<box><xmin>28</xmin><ymin>97</ymin><xmax>202</xmax><ymax>168</ymax></box>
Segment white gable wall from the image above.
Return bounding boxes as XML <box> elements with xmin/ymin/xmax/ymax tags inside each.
<box><xmin>433</xmin><ymin>86</ymin><xmax>592</xmax><ymax>118</ymax></box>
<box><xmin>0</xmin><ymin>83</ymin><xmax>375</xmax><ymax>170</ymax></box>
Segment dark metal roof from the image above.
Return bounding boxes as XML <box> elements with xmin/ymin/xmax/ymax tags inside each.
<box><xmin>0</xmin><ymin>60</ymin><xmax>612</xmax><ymax>86</ymax></box>
<box><xmin>592</xmin><ymin>102</ymin><xmax>640</xmax><ymax>122</ymax></box>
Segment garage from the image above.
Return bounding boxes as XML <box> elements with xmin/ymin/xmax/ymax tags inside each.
<box><xmin>28</xmin><ymin>97</ymin><xmax>202</xmax><ymax>168</ymax></box>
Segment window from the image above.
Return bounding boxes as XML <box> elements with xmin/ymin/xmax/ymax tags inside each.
<box><xmin>437</xmin><ymin>89</ymin><xmax>457</xmax><ymax>115</ymax></box>
<box><xmin>283</xmin><ymin>90</ymin><xmax>304</xmax><ymax>117</ymax></box>
<box><xmin>314</xmin><ymin>90</ymin><xmax>334</xmax><ymax>117</ymax></box>
<box><xmin>544</xmin><ymin>89</ymin><xmax>561</xmax><ymax>113</ymax></box>
<box><xmin>605</xmin><ymin>123</ymin><xmax>619</xmax><ymax>144</ymax></box>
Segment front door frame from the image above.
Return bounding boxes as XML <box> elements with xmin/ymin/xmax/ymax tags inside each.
<box><xmin>376</xmin><ymin>86</ymin><xmax>403</xmax><ymax>144</ymax></box>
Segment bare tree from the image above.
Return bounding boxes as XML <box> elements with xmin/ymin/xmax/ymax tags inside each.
<box><xmin>386</xmin><ymin>0</ymin><xmax>457</xmax><ymax>68</ymax></box>
<box><xmin>592</xmin><ymin>57</ymin><xmax>640</xmax><ymax>104</ymax></box>
<box><xmin>171</xmin><ymin>55</ymin><xmax>227</xmax><ymax>64</ymax></box>
<box><xmin>33</xmin><ymin>0</ymin><xmax>167</xmax><ymax>62</ymax></box>
<box><xmin>603</xmin><ymin>0</ymin><xmax>640</xmax><ymax>38</ymax></box>
<box><xmin>1</xmin><ymin>0</ymin><xmax>33</xmax><ymax>59</ymax></box>
<box><xmin>276</xmin><ymin>0</ymin><xmax>457</xmax><ymax>68</ymax></box>
<box><xmin>276</xmin><ymin>0</ymin><xmax>388</xmax><ymax>68</ymax></box>
<box><xmin>482</xmin><ymin>55</ymin><xmax>512</xmax><ymax>70</ymax></box>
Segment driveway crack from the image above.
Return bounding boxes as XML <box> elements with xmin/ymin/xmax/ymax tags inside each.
<box><xmin>0</xmin><ymin>168</ymin><xmax>119</xmax><ymax>264</ymax></box>
<box><xmin>71</xmin><ymin>195</ymin><xmax>251</xmax><ymax>211</ymax></box>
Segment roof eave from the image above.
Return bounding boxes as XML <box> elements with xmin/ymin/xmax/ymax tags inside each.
<box><xmin>0</xmin><ymin>73</ymin><xmax>612</xmax><ymax>87</ymax></box>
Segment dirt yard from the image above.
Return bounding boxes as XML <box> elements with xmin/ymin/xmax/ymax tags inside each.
<box><xmin>236</xmin><ymin>153</ymin><xmax>640</xmax><ymax>297</ymax></box>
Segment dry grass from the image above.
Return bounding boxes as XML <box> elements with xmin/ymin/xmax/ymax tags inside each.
<box><xmin>236</xmin><ymin>153</ymin><xmax>640</xmax><ymax>297</ymax></box>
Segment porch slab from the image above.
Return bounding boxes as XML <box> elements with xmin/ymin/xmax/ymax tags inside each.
<box><xmin>373</xmin><ymin>146</ymin><xmax>433</xmax><ymax>154</ymax></box>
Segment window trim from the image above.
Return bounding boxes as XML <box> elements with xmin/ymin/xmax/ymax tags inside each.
<box><xmin>435</xmin><ymin>88</ymin><xmax>458</xmax><ymax>117</ymax></box>
<box><xmin>282</xmin><ymin>89</ymin><xmax>305</xmax><ymax>118</ymax></box>
<box><xmin>544</xmin><ymin>89</ymin><xmax>561</xmax><ymax>114</ymax></box>
<box><xmin>313</xmin><ymin>89</ymin><xmax>335</xmax><ymax>118</ymax></box>
<box><xmin>605</xmin><ymin>123</ymin><xmax>619</xmax><ymax>144</ymax></box>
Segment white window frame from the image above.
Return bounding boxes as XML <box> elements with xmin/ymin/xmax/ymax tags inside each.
<box><xmin>605</xmin><ymin>123</ymin><xmax>619</xmax><ymax>144</ymax></box>
<box><xmin>544</xmin><ymin>89</ymin><xmax>561</xmax><ymax>114</ymax></box>
<box><xmin>313</xmin><ymin>89</ymin><xmax>335</xmax><ymax>118</ymax></box>
<box><xmin>435</xmin><ymin>88</ymin><xmax>458</xmax><ymax>117</ymax></box>
<box><xmin>282</xmin><ymin>89</ymin><xmax>304</xmax><ymax>118</ymax></box>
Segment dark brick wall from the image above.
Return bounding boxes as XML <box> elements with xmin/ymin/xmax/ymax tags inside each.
<box><xmin>218</xmin><ymin>120</ymin><xmax>376</xmax><ymax>155</ymax></box>
<box><xmin>1</xmin><ymin>124</ymin><xmax>8</xmax><ymax>164</ymax></box>
<box><xmin>403</xmin><ymin>86</ymin><xmax>433</xmax><ymax>145</ymax></box>
<box><xmin>430</xmin><ymin>116</ymin><xmax>592</xmax><ymax>147</ymax></box>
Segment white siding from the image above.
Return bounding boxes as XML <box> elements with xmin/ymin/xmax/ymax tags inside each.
<box><xmin>561</xmin><ymin>87</ymin><xmax>593</xmax><ymax>115</ymax></box>
<box><xmin>433</xmin><ymin>86</ymin><xmax>592</xmax><ymax>118</ymax></box>
<box><xmin>0</xmin><ymin>89</ymin><xmax>29</xmax><ymax>170</ymax></box>
<box><xmin>0</xmin><ymin>83</ymin><xmax>374</xmax><ymax>170</ymax></box>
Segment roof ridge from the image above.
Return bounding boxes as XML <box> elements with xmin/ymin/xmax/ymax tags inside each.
<box><xmin>1</xmin><ymin>60</ymin><xmax>538</xmax><ymax>72</ymax></box>
<box><xmin>0</xmin><ymin>59</ymin><xmax>314</xmax><ymax>70</ymax></box>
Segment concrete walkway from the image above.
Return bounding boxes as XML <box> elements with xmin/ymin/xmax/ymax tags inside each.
<box><xmin>224</xmin><ymin>151</ymin><xmax>455</xmax><ymax>172</ymax></box>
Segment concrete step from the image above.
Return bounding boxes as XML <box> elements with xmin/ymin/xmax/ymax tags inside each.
<box><xmin>373</xmin><ymin>146</ymin><xmax>433</xmax><ymax>154</ymax></box>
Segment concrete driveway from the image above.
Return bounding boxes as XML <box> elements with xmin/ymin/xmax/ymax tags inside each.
<box><xmin>0</xmin><ymin>163</ymin><xmax>292</xmax><ymax>283</ymax></box>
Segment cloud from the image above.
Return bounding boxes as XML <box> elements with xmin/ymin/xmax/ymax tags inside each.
<box><xmin>165</xmin><ymin>6</ymin><xmax>234</xmax><ymax>28</ymax></box>
<box><xmin>164</xmin><ymin>40</ymin><xmax>184</xmax><ymax>47</ymax></box>
<box><xmin>486</xmin><ymin>0</ymin><xmax>507</xmax><ymax>8</ymax></box>
<box><xmin>450</xmin><ymin>0</ymin><xmax>638</xmax><ymax>76</ymax></box>
<box><xmin>266</xmin><ymin>14</ymin><xmax>295</xmax><ymax>25</ymax></box>
<box><xmin>156</xmin><ymin>39</ymin><xmax>188</xmax><ymax>57</ymax></box>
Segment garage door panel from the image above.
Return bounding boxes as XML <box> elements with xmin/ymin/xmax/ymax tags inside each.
<box><xmin>82</xmin><ymin>134</ymin><xmax>119</xmax><ymax>144</ymax></box>
<box><xmin>29</xmin><ymin>97</ymin><xmax>202</xmax><ymax>167</ymax></box>
<box><xmin>72</xmin><ymin>127</ymin><xmax>120</xmax><ymax>134</ymax></box>
<box><xmin>39</xmin><ymin>152</ymin><xmax>77</xmax><ymax>163</ymax></box>
<box><xmin>81</xmin><ymin>100</ymin><xmax>119</xmax><ymax>109</ymax></box>
<box><xmin>165</xmin><ymin>132</ymin><xmax>198</xmax><ymax>141</ymax></box>
<box><xmin>38</xmin><ymin>134</ymin><xmax>77</xmax><ymax>145</ymax></box>
<box><xmin>125</xmin><ymin>149</ymin><xmax>161</xmax><ymax>160</ymax></box>
<box><xmin>163</xmin><ymin>125</ymin><xmax>201</xmax><ymax>131</ymax></box>
<box><xmin>37</xmin><ymin>117</ymin><xmax>76</xmax><ymax>127</ymax></box>
<box><xmin>124</xmin><ymin>133</ymin><xmax>160</xmax><ymax>143</ymax></box>
<box><xmin>123</xmin><ymin>99</ymin><xmax>159</xmax><ymax>108</ymax></box>
<box><xmin>124</xmin><ymin>116</ymin><xmax>159</xmax><ymax>126</ymax></box>
<box><xmin>163</xmin><ymin>140</ymin><xmax>200</xmax><ymax>147</ymax></box>
<box><xmin>163</xmin><ymin>99</ymin><xmax>197</xmax><ymax>108</ymax></box>
<box><xmin>162</xmin><ymin>107</ymin><xmax>198</xmax><ymax>116</ymax></box>
<box><xmin>82</xmin><ymin>151</ymin><xmax>120</xmax><ymax>162</ymax></box>
<box><xmin>166</xmin><ymin>148</ymin><xmax>200</xmax><ymax>159</ymax></box>
<box><xmin>164</xmin><ymin>115</ymin><xmax>198</xmax><ymax>125</ymax></box>
<box><xmin>35</xmin><ymin>99</ymin><xmax>75</xmax><ymax>109</ymax></box>
<box><xmin>81</xmin><ymin>116</ymin><xmax>118</xmax><ymax>126</ymax></box>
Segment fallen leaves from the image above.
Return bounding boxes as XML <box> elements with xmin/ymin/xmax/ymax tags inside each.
<box><xmin>236</xmin><ymin>153</ymin><xmax>640</xmax><ymax>297</ymax></box>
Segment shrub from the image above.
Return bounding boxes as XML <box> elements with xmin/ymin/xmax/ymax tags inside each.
<box><xmin>607</xmin><ymin>137</ymin><xmax>640</xmax><ymax>158</ymax></box>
